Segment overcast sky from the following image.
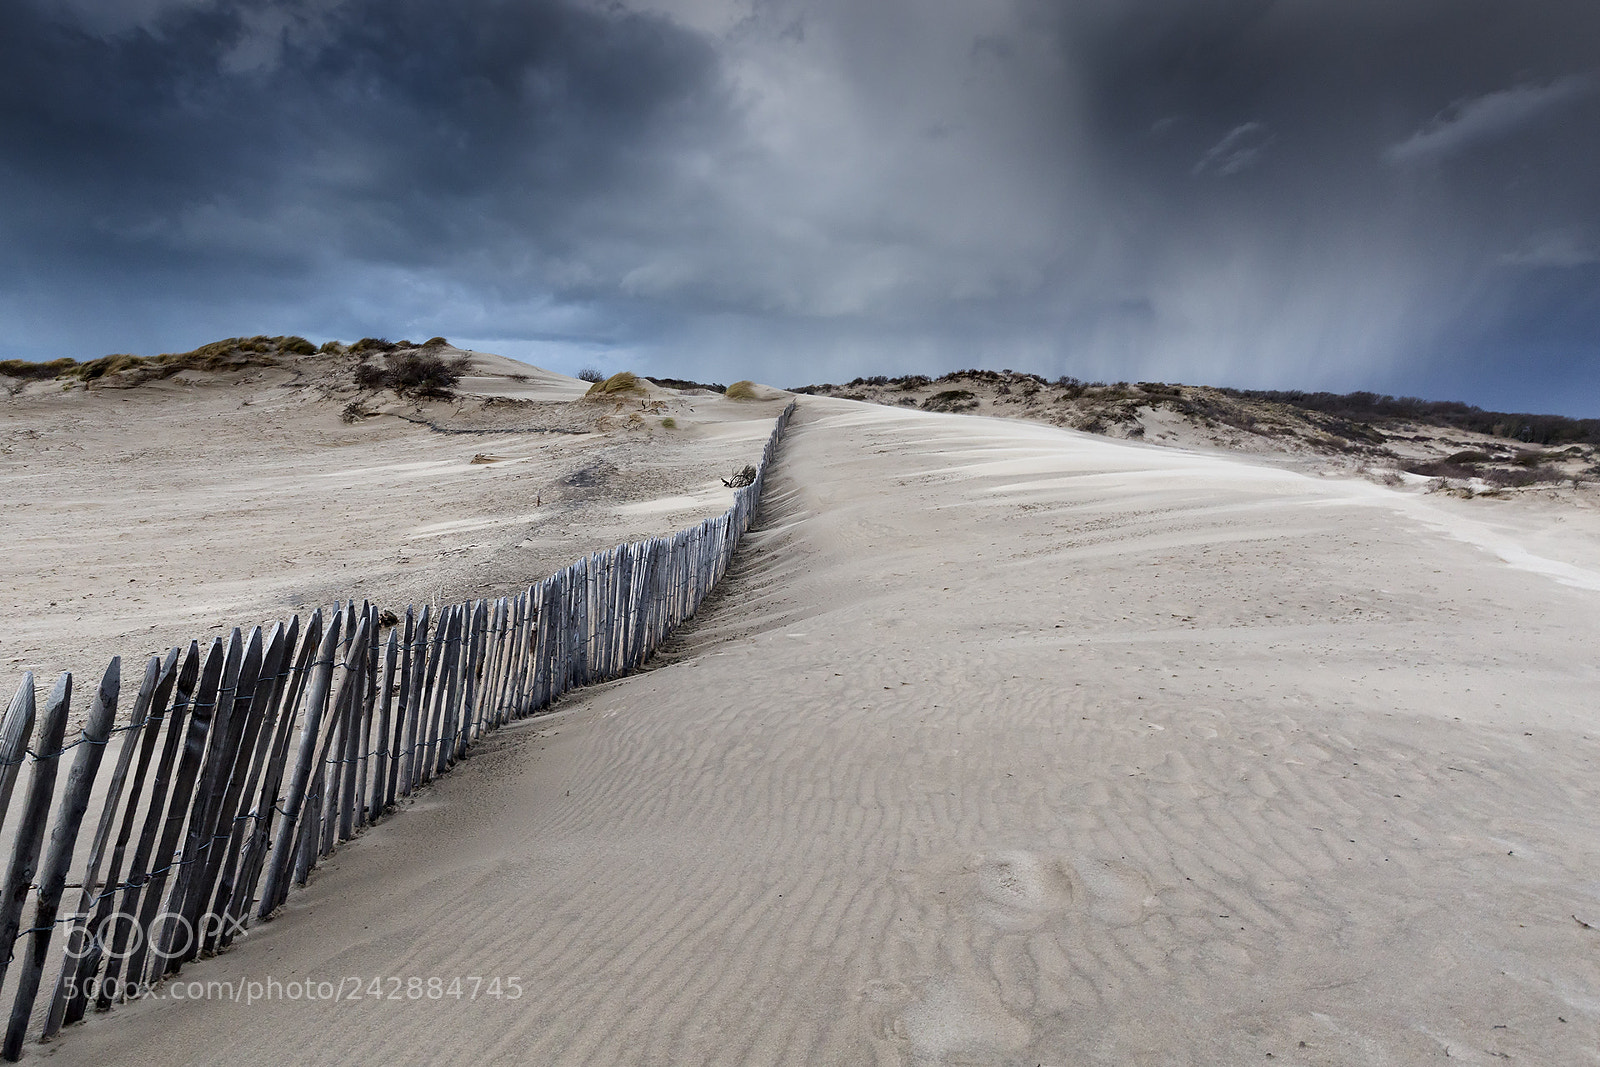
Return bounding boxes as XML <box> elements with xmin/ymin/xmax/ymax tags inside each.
<box><xmin>3</xmin><ymin>0</ymin><xmax>1597</xmax><ymax>412</ymax></box>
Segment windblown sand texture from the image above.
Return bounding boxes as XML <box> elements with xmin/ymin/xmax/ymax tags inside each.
<box><xmin>0</xmin><ymin>349</ymin><xmax>781</xmax><ymax>690</ymax></box>
<box><xmin>40</xmin><ymin>394</ymin><xmax>1600</xmax><ymax>1065</ymax></box>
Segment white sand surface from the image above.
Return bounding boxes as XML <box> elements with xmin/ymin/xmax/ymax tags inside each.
<box><xmin>0</xmin><ymin>351</ymin><xmax>790</xmax><ymax>690</ymax></box>
<box><xmin>37</xmin><ymin>398</ymin><xmax>1600</xmax><ymax>1065</ymax></box>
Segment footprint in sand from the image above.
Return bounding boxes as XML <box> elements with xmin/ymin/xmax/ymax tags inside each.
<box><xmin>896</xmin><ymin>975</ymin><xmax>1031</xmax><ymax>1067</ymax></box>
<box><xmin>975</xmin><ymin>850</ymin><xmax>1154</xmax><ymax>929</ymax></box>
<box><xmin>1072</xmin><ymin>857</ymin><xmax>1157</xmax><ymax>927</ymax></box>
<box><xmin>975</xmin><ymin>851</ymin><xmax>1075</xmax><ymax>929</ymax></box>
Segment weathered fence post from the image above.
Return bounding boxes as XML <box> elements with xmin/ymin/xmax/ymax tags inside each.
<box><xmin>370</xmin><ymin>628</ymin><xmax>397</xmax><ymax>823</ymax></box>
<box><xmin>259</xmin><ymin>613</ymin><xmax>342</xmax><ymax>917</ymax></box>
<box><xmin>5</xmin><ymin>660</ymin><xmax>119</xmax><ymax>1060</ymax></box>
<box><xmin>0</xmin><ymin>677</ymin><xmax>37</xmax><ymax>835</ymax></box>
<box><xmin>0</xmin><ymin>673</ymin><xmax>72</xmax><ymax>996</ymax></box>
<box><xmin>43</xmin><ymin>653</ymin><xmax>162</xmax><ymax>1037</ymax></box>
<box><xmin>97</xmin><ymin>643</ymin><xmax>201</xmax><ymax>1008</ymax></box>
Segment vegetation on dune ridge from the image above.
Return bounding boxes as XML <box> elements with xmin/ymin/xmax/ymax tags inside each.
<box><xmin>1214</xmin><ymin>387</ymin><xmax>1600</xmax><ymax>447</ymax></box>
<box><xmin>794</xmin><ymin>367</ymin><xmax>1600</xmax><ymax>492</ymax></box>
<box><xmin>793</xmin><ymin>368</ymin><xmax>1600</xmax><ymax>448</ymax></box>
<box><xmin>648</xmin><ymin>376</ymin><xmax>726</xmax><ymax>393</ymax></box>
<box><xmin>723</xmin><ymin>380</ymin><xmax>766</xmax><ymax>400</ymax></box>
<box><xmin>0</xmin><ymin>335</ymin><xmax>319</xmax><ymax>385</ymax></box>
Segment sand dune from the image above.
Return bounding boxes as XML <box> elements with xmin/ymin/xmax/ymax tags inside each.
<box><xmin>0</xmin><ymin>349</ymin><xmax>788</xmax><ymax>691</ymax></box>
<box><xmin>44</xmin><ymin>398</ymin><xmax>1600</xmax><ymax>1065</ymax></box>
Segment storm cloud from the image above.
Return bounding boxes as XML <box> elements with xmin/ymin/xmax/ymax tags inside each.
<box><xmin>3</xmin><ymin>0</ymin><xmax>1598</xmax><ymax>410</ymax></box>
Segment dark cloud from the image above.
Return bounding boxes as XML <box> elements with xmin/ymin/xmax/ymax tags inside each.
<box><xmin>2</xmin><ymin>0</ymin><xmax>1597</xmax><ymax>412</ymax></box>
<box><xmin>0</xmin><ymin>0</ymin><xmax>730</xmax><ymax>351</ymax></box>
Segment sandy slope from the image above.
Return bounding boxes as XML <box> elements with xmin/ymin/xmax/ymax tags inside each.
<box><xmin>0</xmin><ymin>350</ymin><xmax>787</xmax><ymax>691</ymax></box>
<box><xmin>43</xmin><ymin>398</ymin><xmax>1600</xmax><ymax>1066</ymax></box>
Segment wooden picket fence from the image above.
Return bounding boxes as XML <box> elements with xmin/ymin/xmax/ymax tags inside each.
<box><xmin>0</xmin><ymin>400</ymin><xmax>795</xmax><ymax>1059</ymax></box>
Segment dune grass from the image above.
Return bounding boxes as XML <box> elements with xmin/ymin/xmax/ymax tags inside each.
<box><xmin>586</xmin><ymin>371</ymin><xmax>647</xmax><ymax>397</ymax></box>
<box><xmin>1</xmin><ymin>336</ymin><xmax>317</xmax><ymax>386</ymax></box>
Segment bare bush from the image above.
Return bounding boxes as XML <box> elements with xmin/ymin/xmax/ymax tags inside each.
<box><xmin>354</xmin><ymin>350</ymin><xmax>472</xmax><ymax>399</ymax></box>
<box><xmin>921</xmin><ymin>389</ymin><xmax>979</xmax><ymax>413</ymax></box>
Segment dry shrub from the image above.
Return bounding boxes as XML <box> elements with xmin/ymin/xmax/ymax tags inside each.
<box><xmin>649</xmin><ymin>376</ymin><xmax>726</xmax><ymax>392</ymax></box>
<box><xmin>355</xmin><ymin>350</ymin><xmax>472</xmax><ymax>399</ymax></box>
<box><xmin>1482</xmin><ymin>467</ymin><xmax>1565</xmax><ymax>488</ymax></box>
<box><xmin>1406</xmin><ymin>459</ymin><xmax>1480</xmax><ymax>480</ymax></box>
<box><xmin>921</xmin><ymin>389</ymin><xmax>978</xmax><ymax>413</ymax></box>
<box><xmin>577</xmin><ymin>367</ymin><xmax>605</xmax><ymax>383</ymax></box>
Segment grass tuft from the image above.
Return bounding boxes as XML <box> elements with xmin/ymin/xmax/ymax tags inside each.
<box><xmin>586</xmin><ymin>371</ymin><xmax>646</xmax><ymax>397</ymax></box>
